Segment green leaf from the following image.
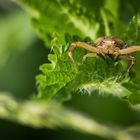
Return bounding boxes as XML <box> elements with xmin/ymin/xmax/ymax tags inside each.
<box><xmin>35</xmin><ymin>33</ymin><xmax>136</xmax><ymax>102</ymax></box>
<box><xmin>67</xmin><ymin>56</ymin><xmax>132</xmax><ymax>98</ymax></box>
<box><xmin>15</xmin><ymin>0</ymin><xmax>140</xmax><ymax>104</ymax></box>
<box><xmin>16</xmin><ymin>0</ymin><xmax>111</xmax><ymax>45</ymax></box>
<box><xmin>36</xmin><ymin>34</ymin><xmax>77</xmax><ymax>101</ymax></box>
<box><xmin>124</xmin><ymin>14</ymin><xmax>140</xmax><ymax>45</ymax></box>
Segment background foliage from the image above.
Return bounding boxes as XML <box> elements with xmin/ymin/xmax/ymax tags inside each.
<box><xmin>0</xmin><ymin>0</ymin><xmax>140</xmax><ymax>140</ymax></box>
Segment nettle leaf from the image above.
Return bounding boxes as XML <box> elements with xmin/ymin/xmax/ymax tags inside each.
<box><xmin>122</xmin><ymin>14</ymin><xmax>140</xmax><ymax>105</ymax></box>
<box><xmin>124</xmin><ymin>14</ymin><xmax>140</xmax><ymax>45</ymax></box>
<box><xmin>36</xmin><ymin>33</ymin><xmax>135</xmax><ymax>102</ymax></box>
<box><xmin>17</xmin><ymin>0</ymin><xmax>104</xmax><ymax>46</ymax></box>
<box><xmin>67</xmin><ymin>56</ymin><xmax>132</xmax><ymax>98</ymax></box>
<box><xmin>16</xmin><ymin>0</ymin><xmax>140</xmax><ymax>104</ymax></box>
<box><xmin>35</xmin><ymin>33</ymin><xmax>140</xmax><ymax>103</ymax></box>
<box><xmin>122</xmin><ymin>16</ymin><xmax>140</xmax><ymax>105</ymax></box>
<box><xmin>16</xmin><ymin>0</ymin><xmax>126</xmax><ymax>43</ymax></box>
<box><xmin>36</xmin><ymin>34</ymin><xmax>77</xmax><ymax>101</ymax></box>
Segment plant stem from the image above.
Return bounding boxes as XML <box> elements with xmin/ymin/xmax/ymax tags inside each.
<box><xmin>101</xmin><ymin>9</ymin><xmax>111</xmax><ymax>36</ymax></box>
<box><xmin>0</xmin><ymin>93</ymin><xmax>138</xmax><ymax>140</ymax></box>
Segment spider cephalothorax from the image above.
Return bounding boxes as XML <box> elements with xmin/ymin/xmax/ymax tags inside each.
<box><xmin>94</xmin><ymin>36</ymin><xmax>127</xmax><ymax>60</ymax></box>
<box><xmin>95</xmin><ymin>36</ymin><xmax>127</xmax><ymax>49</ymax></box>
<box><xmin>68</xmin><ymin>36</ymin><xmax>140</xmax><ymax>78</ymax></box>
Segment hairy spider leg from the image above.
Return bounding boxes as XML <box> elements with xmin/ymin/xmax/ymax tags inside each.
<box><xmin>117</xmin><ymin>45</ymin><xmax>140</xmax><ymax>80</ymax></box>
<box><xmin>68</xmin><ymin>42</ymin><xmax>99</xmax><ymax>65</ymax></box>
<box><xmin>118</xmin><ymin>55</ymin><xmax>135</xmax><ymax>79</ymax></box>
<box><xmin>120</xmin><ymin>46</ymin><xmax>140</xmax><ymax>54</ymax></box>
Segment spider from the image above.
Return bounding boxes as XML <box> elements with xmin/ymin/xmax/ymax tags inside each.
<box><xmin>68</xmin><ymin>36</ymin><xmax>140</xmax><ymax>79</ymax></box>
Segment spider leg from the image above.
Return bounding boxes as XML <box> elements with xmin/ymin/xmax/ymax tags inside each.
<box><xmin>120</xmin><ymin>46</ymin><xmax>140</xmax><ymax>55</ymax></box>
<box><xmin>98</xmin><ymin>48</ymin><xmax>106</xmax><ymax>59</ymax></box>
<box><xmin>113</xmin><ymin>48</ymin><xmax>121</xmax><ymax>61</ymax></box>
<box><xmin>118</xmin><ymin>55</ymin><xmax>135</xmax><ymax>80</ymax></box>
<box><xmin>113</xmin><ymin>53</ymin><xmax>120</xmax><ymax>61</ymax></box>
<box><xmin>68</xmin><ymin>42</ymin><xmax>99</xmax><ymax>65</ymax></box>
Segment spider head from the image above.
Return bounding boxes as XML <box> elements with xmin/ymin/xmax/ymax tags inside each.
<box><xmin>102</xmin><ymin>39</ymin><xmax>115</xmax><ymax>48</ymax></box>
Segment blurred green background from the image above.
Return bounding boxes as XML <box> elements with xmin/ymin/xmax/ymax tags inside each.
<box><xmin>0</xmin><ymin>0</ymin><xmax>140</xmax><ymax>140</ymax></box>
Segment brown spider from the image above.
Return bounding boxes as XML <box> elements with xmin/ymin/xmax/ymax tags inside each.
<box><xmin>68</xmin><ymin>36</ymin><xmax>140</xmax><ymax>78</ymax></box>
